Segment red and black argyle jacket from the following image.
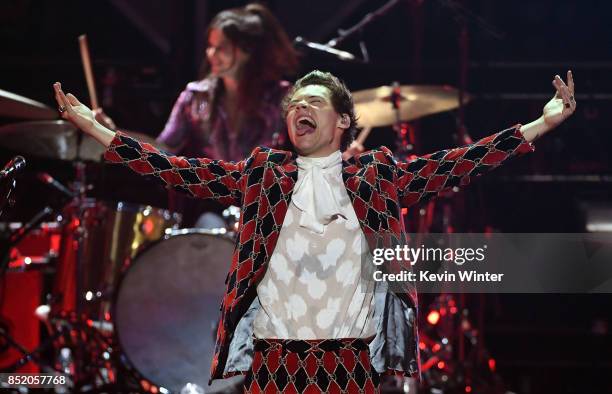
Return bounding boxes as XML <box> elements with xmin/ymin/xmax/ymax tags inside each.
<box><xmin>103</xmin><ymin>125</ymin><xmax>533</xmax><ymax>381</ymax></box>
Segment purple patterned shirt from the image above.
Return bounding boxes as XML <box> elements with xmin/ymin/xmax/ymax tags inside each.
<box><xmin>157</xmin><ymin>77</ymin><xmax>291</xmax><ymax>161</ymax></box>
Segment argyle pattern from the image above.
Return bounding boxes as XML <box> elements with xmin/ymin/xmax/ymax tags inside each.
<box><xmin>103</xmin><ymin>125</ymin><xmax>534</xmax><ymax>383</ymax></box>
<box><xmin>244</xmin><ymin>338</ymin><xmax>380</xmax><ymax>393</ymax></box>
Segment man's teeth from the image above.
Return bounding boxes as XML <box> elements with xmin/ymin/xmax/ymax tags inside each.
<box><xmin>298</xmin><ymin>118</ymin><xmax>316</xmax><ymax>128</ymax></box>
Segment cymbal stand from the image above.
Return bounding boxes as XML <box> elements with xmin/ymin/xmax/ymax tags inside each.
<box><xmin>47</xmin><ymin>129</ymin><xmax>105</xmax><ymax>388</ymax></box>
<box><xmin>390</xmin><ymin>81</ymin><xmax>417</xmax><ymax>157</ymax></box>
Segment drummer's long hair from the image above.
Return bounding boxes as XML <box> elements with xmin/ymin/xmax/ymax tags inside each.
<box><xmin>202</xmin><ymin>3</ymin><xmax>299</xmax><ymax>115</ymax></box>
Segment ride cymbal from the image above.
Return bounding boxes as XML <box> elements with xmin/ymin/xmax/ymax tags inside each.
<box><xmin>353</xmin><ymin>85</ymin><xmax>471</xmax><ymax>127</ymax></box>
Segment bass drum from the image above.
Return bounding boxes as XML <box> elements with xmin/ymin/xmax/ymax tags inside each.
<box><xmin>113</xmin><ymin>229</ymin><xmax>243</xmax><ymax>393</ymax></box>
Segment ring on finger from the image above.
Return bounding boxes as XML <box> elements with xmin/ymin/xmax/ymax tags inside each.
<box><xmin>58</xmin><ymin>105</ymin><xmax>66</xmax><ymax>113</ymax></box>
<box><xmin>570</xmin><ymin>95</ymin><xmax>575</xmax><ymax>102</ymax></box>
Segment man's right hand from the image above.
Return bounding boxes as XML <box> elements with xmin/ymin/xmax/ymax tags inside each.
<box><xmin>53</xmin><ymin>82</ymin><xmax>115</xmax><ymax>147</ymax></box>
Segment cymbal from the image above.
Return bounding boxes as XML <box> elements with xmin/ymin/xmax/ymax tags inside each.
<box><xmin>0</xmin><ymin>120</ymin><xmax>105</xmax><ymax>161</ymax></box>
<box><xmin>0</xmin><ymin>121</ymin><xmax>170</xmax><ymax>162</ymax></box>
<box><xmin>0</xmin><ymin>89</ymin><xmax>57</xmax><ymax>120</ymax></box>
<box><xmin>353</xmin><ymin>85</ymin><xmax>471</xmax><ymax>128</ymax></box>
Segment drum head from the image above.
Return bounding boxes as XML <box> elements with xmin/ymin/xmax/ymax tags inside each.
<box><xmin>114</xmin><ymin>231</ymin><xmax>241</xmax><ymax>392</ymax></box>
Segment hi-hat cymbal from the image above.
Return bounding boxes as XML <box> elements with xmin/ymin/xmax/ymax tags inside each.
<box><xmin>0</xmin><ymin>89</ymin><xmax>57</xmax><ymax>120</ymax></box>
<box><xmin>0</xmin><ymin>120</ymin><xmax>106</xmax><ymax>161</ymax></box>
<box><xmin>353</xmin><ymin>85</ymin><xmax>471</xmax><ymax>128</ymax></box>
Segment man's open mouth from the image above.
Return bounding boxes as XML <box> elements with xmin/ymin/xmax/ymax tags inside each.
<box><xmin>295</xmin><ymin>116</ymin><xmax>317</xmax><ymax>135</ymax></box>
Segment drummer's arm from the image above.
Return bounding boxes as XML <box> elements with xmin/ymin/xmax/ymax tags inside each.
<box><xmin>155</xmin><ymin>89</ymin><xmax>191</xmax><ymax>154</ymax></box>
<box><xmin>391</xmin><ymin>125</ymin><xmax>534</xmax><ymax>207</ymax></box>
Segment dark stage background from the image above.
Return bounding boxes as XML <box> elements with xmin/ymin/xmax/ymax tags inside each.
<box><xmin>1</xmin><ymin>1</ymin><xmax>611</xmax><ymax>393</ymax></box>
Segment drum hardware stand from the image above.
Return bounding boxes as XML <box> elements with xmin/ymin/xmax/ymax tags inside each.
<box><xmin>392</xmin><ymin>4</ymin><xmax>503</xmax><ymax>389</ymax></box>
<box><xmin>45</xmin><ymin>130</ymin><xmax>117</xmax><ymax>390</ymax></box>
<box><xmin>48</xmin><ymin>312</ymin><xmax>119</xmax><ymax>392</ymax></box>
<box><xmin>419</xmin><ymin>5</ymin><xmax>506</xmax><ymax>391</ymax></box>
<box><xmin>0</xmin><ymin>162</ymin><xmax>69</xmax><ymax>374</ymax></box>
<box><xmin>0</xmin><ymin>206</ymin><xmax>55</xmax><ymax>367</ymax></box>
<box><xmin>0</xmin><ymin>322</ymin><xmax>68</xmax><ymax>374</ymax></box>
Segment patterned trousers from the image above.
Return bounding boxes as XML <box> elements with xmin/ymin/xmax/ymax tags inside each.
<box><xmin>243</xmin><ymin>337</ymin><xmax>380</xmax><ymax>393</ymax></box>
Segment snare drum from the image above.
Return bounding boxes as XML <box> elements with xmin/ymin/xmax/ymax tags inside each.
<box><xmin>52</xmin><ymin>200</ymin><xmax>181</xmax><ymax>320</ymax></box>
<box><xmin>113</xmin><ymin>229</ymin><xmax>241</xmax><ymax>393</ymax></box>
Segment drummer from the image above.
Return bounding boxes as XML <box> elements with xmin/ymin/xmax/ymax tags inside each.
<box><xmin>96</xmin><ymin>3</ymin><xmax>299</xmax><ymax>227</ymax></box>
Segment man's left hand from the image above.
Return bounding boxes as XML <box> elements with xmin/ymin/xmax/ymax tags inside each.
<box><xmin>543</xmin><ymin>70</ymin><xmax>576</xmax><ymax>130</ymax></box>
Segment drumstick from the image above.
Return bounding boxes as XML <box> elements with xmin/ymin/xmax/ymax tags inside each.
<box><xmin>78</xmin><ymin>34</ymin><xmax>99</xmax><ymax>110</ymax></box>
<box><xmin>355</xmin><ymin>125</ymin><xmax>372</xmax><ymax>146</ymax></box>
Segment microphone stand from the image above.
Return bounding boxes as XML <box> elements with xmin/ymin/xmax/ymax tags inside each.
<box><xmin>325</xmin><ymin>0</ymin><xmax>405</xmax><ymax>63</ymax></box>
<box><xmin>0</xmin><ymin>178</ymin><xmax>16</xmax><ymax>218</ymax></box>
<box><xmin>0</xmin><ymin>156</ymin><xmax>25</xmax><ymax>217</ymax></box>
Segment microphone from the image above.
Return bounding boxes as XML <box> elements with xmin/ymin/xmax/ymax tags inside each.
<box><xmin>0</xmin><ymin>156</ymin><xmax>26</xmax><ymax>179</ymax></box>
<box><xmin>37</xmin><ymin>172</ymin><xmax>75</xmax><ymax>197</ymax></box>
<box><xmin>294</xmin><ymin>36</ymin><xmax>356</xmax><ymax>61</ymax></box>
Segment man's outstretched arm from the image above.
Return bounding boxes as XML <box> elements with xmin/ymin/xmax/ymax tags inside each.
<box><xmin>393</xmin><ymin>71</ymin><xmax>576</xmax><ymax>207</ymax></box>
<box><xmin>52</xmin><ymin>82</ymin><xmax>246</xmax><ymax>206</ymax></box>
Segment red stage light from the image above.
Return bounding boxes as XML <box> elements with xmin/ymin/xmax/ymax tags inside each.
<box><xmin>142</xmin><ymin>218</ymin><xmax>156</xmax><ymax>236</ymax></box>
<box><xmin>427</xmin><ymin>310</ymin><xmax>440</xmax><ymax>325</ymax></box>
<box><xmin>488</xmin><ymin>358</ymin><xmax>496</xmax><ymax>371</ymax></box>
<box><xmin>437</xmin><ymin>361</ymin><xmax>445</xmax><ymax>369</ymax></box>
<box><xmin>465</xmin><ymin>385</ymin><xmax>472</xmax><ymax>393</ymax></box>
